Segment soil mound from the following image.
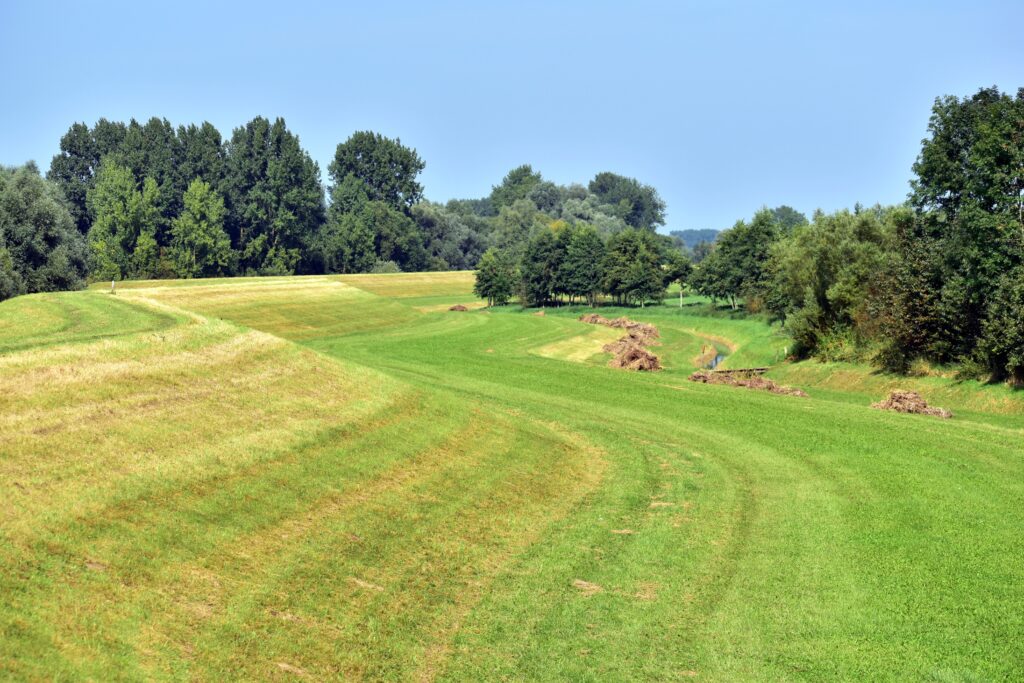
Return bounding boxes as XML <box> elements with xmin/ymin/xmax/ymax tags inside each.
<box><xmin>608</xmin><ymin>342</ymin><xmax>662</xmax><ymax>371</ymax></box>
<box><xmin>580</xmin><ymin>313</ymin><xmax>663</xmax><ymax>370</ymax></box>
<box><xmin>688</xmin><ymin>370</ymin><xmax>807</xmax><ymax>397</ymax></box>
<box><xmin>872</xmin><ymin>390</ymin><xmax>952</xmax><ymax>418</ymax></box>
<box><xmin>448</xmin><ymin>304</ymin><xmax>468</xmax><ymax>311</ymax></box>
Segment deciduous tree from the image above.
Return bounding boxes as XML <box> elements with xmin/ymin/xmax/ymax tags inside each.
<box><xmin>474</xmin><ymin>247</ymin><xmax>515</xmax><ymax>306</ymax></box>
<box><xmin>0</xmin><ymin>164</ymin><xmax>88</xmax><ymax>300</ymax></box>
<box><xmin>170</xmin><ymin>179</ymin><xmax>233</xmax><ymax>278</ymax></box>
<box><xmin>329</xmin><ymin>131</ymin><xmax>424</xmax><ymax>211</ymax></box>
<box><xmin>222</xmin><ymin>117</ymin><xmax>325</xmax><ymax>274</ymax></box>
<box><xmin>86</xmin><ymin>162</ymin><xmax>161</xmax><ymax>280</ymax></box>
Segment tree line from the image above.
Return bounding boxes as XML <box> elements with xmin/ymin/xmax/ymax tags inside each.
<box><xmin>3</xmin><ymin>86</ymin><xmax>1021</xmax><ymax>382</ymax></box>
<box><xmin>475</xmin><ymin>224</ymin><xmax>690</xmax><ymax>308</ymax></box>
<box><xmin>689</xmin><ymin>86</ymin><xmax>1024</xmax><ymax>383</ymax></box>
<box><xmin>1</xmin><ymin>115</ymin><xmax>676</xmax><ymax>300</ymax></box>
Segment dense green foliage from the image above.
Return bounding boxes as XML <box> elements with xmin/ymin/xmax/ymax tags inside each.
<box><xmin>891</xmin><ymin>86</ymin><xmax>1024</xmax><ymax>380</ymax></box>
<box><xmin>86</xmin><ymin>162</ymin><xmax>162</xmax><ymax>281</ymax></box>
<box><xmin>472</xmin><ymin>248</ymin><xmax>515</xmax><ymax>305</ymax></box>
<box><xmin>223</xmin><ymin>116</ymin><xmax>326</xmax><ymax>275</ymax></box>
<box><xmin>329</xmin><ymin>131</ymin><xmax>424</xmax><ymax>211</ymax></box>
<box><xmin>588</xmin><ymin>171</ymin><xmax>666</xmax><ymax>230</ymax></box>
<box><xmin>44</xmin><ymin>118</ymin><xmax>667</xmax><ymax>279</ymax></box>
<box><xmin>764</xmin><ymin>206</ymin><xmax>896</xmax><ymax>356</ymax></box>
<box><xmin>170</xmin><ymin>179</ymin><xmax>233</xmax><ymax>278</ymax></box>
<box><xmin>479</xmin><ymin>219</ymin><xmax>684</xmax><ymax>308</ymax></box>
<box><xmin>688</xmin><ymin>86</ymin><xmax>1024</xmax><ymax>383</ymax></box>
<box><xmin>473</xmin><ymin>165</ymin><xmax>685</xmax><ymax>308</ymax></box>
<box><xmin>0</xmin><ymin>164</ymin><xmax>87</xmax><ymax>300</ymax></box>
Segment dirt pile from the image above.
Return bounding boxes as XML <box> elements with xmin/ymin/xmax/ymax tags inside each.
<box><xmin>448</xmin><ymin>304</ymin><xmax>468</xmax><ymax>311</ymax></box>
<box><xmin>580</xmin><ymin>313</ymin><xmax>662</xmax><ymax>371</ymax></box>
<box><xmin>607</xmin><ymin>343</ymin><xmax>662</xmax><ymax>371</ymax></box>
<box><xmin>590</xmin><ymin>315</ymin><xmax>660</xmax><ymax>340</ymax></box>
<box><xmin>688</xmin><ymin>370</ymin><xmax>808</xmax><ymax>397</ymax></box>
<box><xmin>602</xmin><ymin>329</ymin><xmax>660</xmax><ymax>353</ymax></box>
<box><xmin>872</xmin><ymin>390</ymin><xmax>952</xmax><ymax>418</ymax></box>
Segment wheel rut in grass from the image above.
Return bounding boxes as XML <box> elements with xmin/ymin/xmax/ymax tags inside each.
<box><xmin>133</xmin><ymin>406</ymin><xmax>605</xmax><ymax>680</ymax></box>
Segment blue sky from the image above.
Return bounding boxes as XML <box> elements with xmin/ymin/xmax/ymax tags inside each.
<box><xmin>2</xmin><ymin>0</ymin><xmax>1021</xmax><ymax>231</ymax></box>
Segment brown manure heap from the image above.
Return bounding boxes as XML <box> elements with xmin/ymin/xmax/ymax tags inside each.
<box><xmin>607</xmin><ymin>343</ymin><xmax>662</xmax><ymax>371</ymax></box>
<box><xmin>872</xmin><ymin>390</ymin><xmax>952</xmax><ymax>418</ymax></box>
<box><xmin>580</xmin><ymin>313</ymin><xmax>662</xmax><ymax>371</ymax></box>
<box><xmin>448</xmin><ymin>304</ymin><xmax>469</xmax><ymax>311</ymax></box>
<box><xmin>688</xmin><ymin>370</ymin><xmax>808</xmax><ymax>397</ymax></box>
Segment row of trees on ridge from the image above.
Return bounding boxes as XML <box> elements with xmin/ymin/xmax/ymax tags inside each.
<box><xmin>1</xmin><ymin>115</ymin><xmax>673</xmax><ymax>299</ymax></box>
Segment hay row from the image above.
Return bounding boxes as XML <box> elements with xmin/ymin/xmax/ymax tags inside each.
<box><xmin>580</xmin><ymin>314</ymin><xmax>662</xmax><ymax>371</ymax></box>
<box><xmin>872</xmin><ymin>390</ymin><xmax>952</xmax><ymax>418</ymax></box>
<box><xmin>687</xmin><ymin>369</ymin><xmax>808</xmax><ymax>397</ymax></box>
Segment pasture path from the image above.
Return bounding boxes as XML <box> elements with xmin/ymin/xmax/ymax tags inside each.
<box><xmin>2</xmin><ymin>275</ymin><xmax>1024</xmax><ymax>681</ymax></box>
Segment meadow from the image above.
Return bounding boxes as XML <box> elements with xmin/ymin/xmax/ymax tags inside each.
<box><xmin>2</xmin><ymin>272</ymin><xmax>1022</xmax><ymax>681</ymax></box>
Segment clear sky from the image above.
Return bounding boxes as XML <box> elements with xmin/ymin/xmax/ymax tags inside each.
<box><xmin>2</xmin><ymin>0</ymin><xmax>1021</xmax><ymax>232</ymax></box>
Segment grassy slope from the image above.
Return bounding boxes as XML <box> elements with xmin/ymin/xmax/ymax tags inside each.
<box><xmin>3</xmin><ymin>273</ymin><xmax>1023</xmax><ymax>681</ymax></box>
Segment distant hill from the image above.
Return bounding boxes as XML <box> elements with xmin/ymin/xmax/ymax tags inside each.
<box><xmin>669</xmin><ymin>229</ymin><xmax>719</xmax><ymax>249</ymax></box>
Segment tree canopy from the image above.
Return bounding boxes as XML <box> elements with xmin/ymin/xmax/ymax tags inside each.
<box><xmin>329</xmin><ymin>132</ymin><xmax>424</xmax><ymax>211</ymax></box>
<box><xmin>0</xmin><ymin>163</ymin><xmax>88</xmax><ymax>300</ymax></box>
<box><xmin>588</xmin><ymin>171</ymin><xmax>666</xmax><ymax>230</ymax></box>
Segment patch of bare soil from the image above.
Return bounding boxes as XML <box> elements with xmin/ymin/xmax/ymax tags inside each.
<box><xmin>872</xmin><ymin>390</ymin><xmax>952</xmax><ymax>418</ymax></box>
<box><xmin>688</xmin><ymin>370</ymin><xmax>808</xmax><ymax>397</ymax></box>
<box><xmin>448</xmin><ymin>304</ymin><xmax>468</xmax><ymax>311</ymax></box>
<box><xmin>581</xmin><ymin>314</ymin><xmax>662</xmax><ymax>371</ymax></box>
<box><xmin>534</xmin><ymin>309</ymin><xmax>546</xmax><ymax>316</ymax></box>
<box><xmin>573</xmin><ymin>579</ymin><xmax>604</xmax><ymax>597</ymax></box>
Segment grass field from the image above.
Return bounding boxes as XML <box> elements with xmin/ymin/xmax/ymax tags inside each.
<box><xmin>3</xmin><ymin>272</ymin><xmax>1023</xmax><ymax>681</ymax></box>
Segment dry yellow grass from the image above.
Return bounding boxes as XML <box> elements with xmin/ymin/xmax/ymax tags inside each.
<box><xmin>413</xmin><ymin>300</ymin><xmax>488</xmax><ymax>313</ymax></box>
<box><xmin>337</xmin><ymin>271</ymin><xmax>475</xmax><ymax>298</ymax></box>
<box><xmin>0</xmin><ymin>279</ymin><xmax>609</xmax><ymax>681</ymax></box>
<box><xmin>531</xmin><ymin>325</ymin><xmax>624</xmax><ymax>363</ymax></box>
<box><xmin>0</xmin><ymin>293</ymin><xmax>394</xmax><ymax>543</ymax></box>
<box><xmin>119</xmin><ymin>277</ymin><xmax>420</xmax><ymax>340</ymax></box>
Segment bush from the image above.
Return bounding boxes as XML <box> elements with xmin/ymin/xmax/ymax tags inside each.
<box><xmin>370</xmin><ymin>259</ymin><xmax>401</xmax><ymax>274</ymax></box>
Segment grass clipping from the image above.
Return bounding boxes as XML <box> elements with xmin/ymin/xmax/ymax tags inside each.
<box><xmin>688</xmin><ymin>370</ymin><xmax>808</xmax><ymax>397</ymax></box>
<box><xmin>580</xmin><ymin>314</ymin><xmax>662</xmax><ymax>371</ymax></box>
<box><xmin>872</xmin><ymin>390</ymin><xmax>952</xmax><ymax>419</ymax></box>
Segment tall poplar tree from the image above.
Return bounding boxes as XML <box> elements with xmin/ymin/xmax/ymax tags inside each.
<box><xmin>222</xmin><ymin>117</ymin><xmax>325</xmax><ymax>274</ymax></box>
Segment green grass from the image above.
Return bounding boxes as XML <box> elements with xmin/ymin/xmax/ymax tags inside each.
<box><xmin>2</xmin><ymin>273</ymin><xmax>1023</xmax><ymax>681</ymax></box>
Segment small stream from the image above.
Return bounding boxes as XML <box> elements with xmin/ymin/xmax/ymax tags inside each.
<box><xmin>705</xmin><ymin>353</ymin><xmax>727</xmax><ymax>369</ymax></box>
